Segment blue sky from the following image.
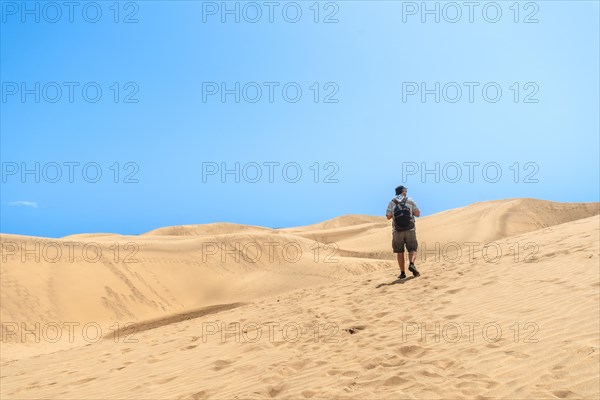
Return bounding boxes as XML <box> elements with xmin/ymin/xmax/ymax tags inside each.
<box><xmin>1</xmin><ymin>0</ymin><xmax>599</xmax><ymax>238</ymax></box>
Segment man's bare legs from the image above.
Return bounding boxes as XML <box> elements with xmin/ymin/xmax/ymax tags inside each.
<box><xmin>408</xmin><ymin>251</ymin><xmax>420</xmax><ymax>276</ymax></box>
<box><xmin>399</xmin><ymin>251</ymin><xmax>419</xmax><ymax>277</ymax></box>
<box><xmin>408</xmin><ymin>251</ymin><xmax>417</xmax><ymax>265</ymax></box>
<box><xmin>397</xmin><ymin>252</ymin><xmax>406</xmax><ymax>273</ymax></box>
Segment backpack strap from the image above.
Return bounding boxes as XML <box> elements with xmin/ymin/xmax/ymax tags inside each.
<box><xmin>395</xmin><ymin>197</ymin><xmax>412</xmax><ymax>214</ymax></box>
<box><xmin>393</xmin><ymin>197</ymin><xmax>408</xmax><ymax>206</ymax></box>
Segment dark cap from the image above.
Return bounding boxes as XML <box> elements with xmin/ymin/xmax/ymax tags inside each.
<box><xmin>395</xmin><ymin>185</ymin><xmax>407</xmax><ymax>195</ymax></box>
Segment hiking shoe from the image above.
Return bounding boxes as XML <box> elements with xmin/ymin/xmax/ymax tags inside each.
<box><xmin>398</xmin><ymin>271</ymin><xmax>406</xmax><ymax>280</ymax></box>
<box><xmin>409</xmin><ymin>264</ymin><xmax>420</xmax><ymax>277</ymax></box>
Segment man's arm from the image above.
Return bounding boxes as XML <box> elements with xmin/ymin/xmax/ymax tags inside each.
<box><xmin>411</xmin><ymin>199</ymin><xmax>421</xmax><ymax>217</ymax></box>
<box><xmin>386</xmin><ymin>201</ymin><xmax>394</xmax><ymax>220</ymax></box>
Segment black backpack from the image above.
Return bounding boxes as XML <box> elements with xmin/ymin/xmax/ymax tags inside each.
<box><xmin>392</xmin><ymin>197</ymin><xmax>415</xmax><ymax>231</ymax></box>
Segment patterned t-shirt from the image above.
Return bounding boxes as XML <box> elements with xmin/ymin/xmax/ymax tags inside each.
<box><xmin>386</xmin><ymin>195</ymin><xmax>419</xmax><ymax>232</ymax></box>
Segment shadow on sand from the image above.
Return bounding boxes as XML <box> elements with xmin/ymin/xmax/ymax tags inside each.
<box><xmin>376</xmin><ymin>276</ymin><xmax>415</xmax><ymax>288</ymax></box>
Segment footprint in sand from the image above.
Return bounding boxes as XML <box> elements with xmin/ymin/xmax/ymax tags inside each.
<box><xmin>361</xmin><ymin>358</ymin><xmax>384</xmax><ymax>370</ymax></box>
<box><xmin>444</xmin><ymin>314</ymin><xmax>462</xmax><ymax>320</ymax></box>
<box><xmin>276</xmin><ymin>367</ymin><xmax>296</xmax><ymax>377</ymax></box>
<box><xmin>175</xmin><ymin>391</ymin><xmax>208</xmax><ymax>400</ymax></box>
<box><xmin>213</xmin><ymin>359</ymin><xmax>234</xmax><ymax>371</ymax></box>
<box><xmin>290</xmin><ymin>360</ymin><xmax>309</xmax><ymax>371</ymax></box>
<box><xmin>552</xmin><ymin>389</ymin><xmax>578</xmax><ymax>398</ymax></box>
<box><xmin>419</xmin><ymin>370</ymin><xmax>442</xmax><ymax>378</ymax></box>
<box><xmin>464</xmin><ymin>347</ymin><xmax>481</xmax><ymax>355</ymax></box>
<box><xmin>458</xmin><ymin>373</ymin><xmax>489</xmax><ymax>380</ymax></box>
<box><xmin>71</xmin><ymin>377</ymin><xmax>96</xmax><ymax>385</ymax></box>
<box><xmin>396</xmin><ymin>345</ymin><xmax>429</xmax><ymax>358</ymax></box>
<box><xmin>381</xmin><ymin>356</ymin><xmax>408</xmax><ymax>368</ymax></box>
<box><xmin>486</xmin><ymin>342</ymin><xmax>503</xmax><ymax>349</ymax></box>
<box><xmin>349</xmin><ymin>307</ymin><xmax>362</xmax><ymax>315</ymax></box>
<box><xmin>504</xmin><ymin>350</ymin><xmax>530</xmax><ymax>359</ymax></box>
<box><xmin>266</xmin><ymin>383</ymin><xmax>287</xmax><ymax>398</ymax></box>
<box><xmin>383</xmin><ymin>375</ymin><xmax>411</xmax><ymax>386</ymax></box>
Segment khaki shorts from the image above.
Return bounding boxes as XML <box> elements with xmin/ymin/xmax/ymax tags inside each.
<box><xmin>392</xmin><ymin>230</ymin><xmax>418</xmax><ymax>253</ymax></box>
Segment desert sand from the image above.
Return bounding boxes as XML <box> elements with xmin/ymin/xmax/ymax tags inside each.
<box><xmin>1</xmin><ymin>198</ymin><xmax>599</xmax><ymax>399</ymax></box>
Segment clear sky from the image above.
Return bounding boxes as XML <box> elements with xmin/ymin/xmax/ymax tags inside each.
<box><xmin>1</xmin><ymin>0</ymin><xmax>599</xmax><ymax>238</ymax></box>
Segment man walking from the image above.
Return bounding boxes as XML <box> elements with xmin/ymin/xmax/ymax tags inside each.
<box><xmin>386</xmin><ymin>185</ymin><xmax>421</xmax><ymax>279</ymax></box>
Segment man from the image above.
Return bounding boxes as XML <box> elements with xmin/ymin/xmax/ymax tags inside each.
<box><xmin>386</xmin><ymin>185</ymin><xmax>421</xmax><ymax>279</ymax></box>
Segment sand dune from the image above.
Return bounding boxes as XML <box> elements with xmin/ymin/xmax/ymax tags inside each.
<box><xmin>1</xmin><ymin>198</ymin><xmax>598</xmax><ymax>399</ymax></box>
<box><xmin>0</xmin><ymin>230</ymin><xmax>390</xmax><ymax>348</ymax></box>
<box><xmin>143</xmin><ymin>223</ymin><xmax>276</xmax><ymax>237</ymax></box>
<box><xmin>282</xmin><ymin>214</ymin><xmax>385</xmax><ymax>232</ymax></box>
<box><xmin>281</xmin><ymin>198</ymin><xmax>599</xmax><ymax>257</ymax></box>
